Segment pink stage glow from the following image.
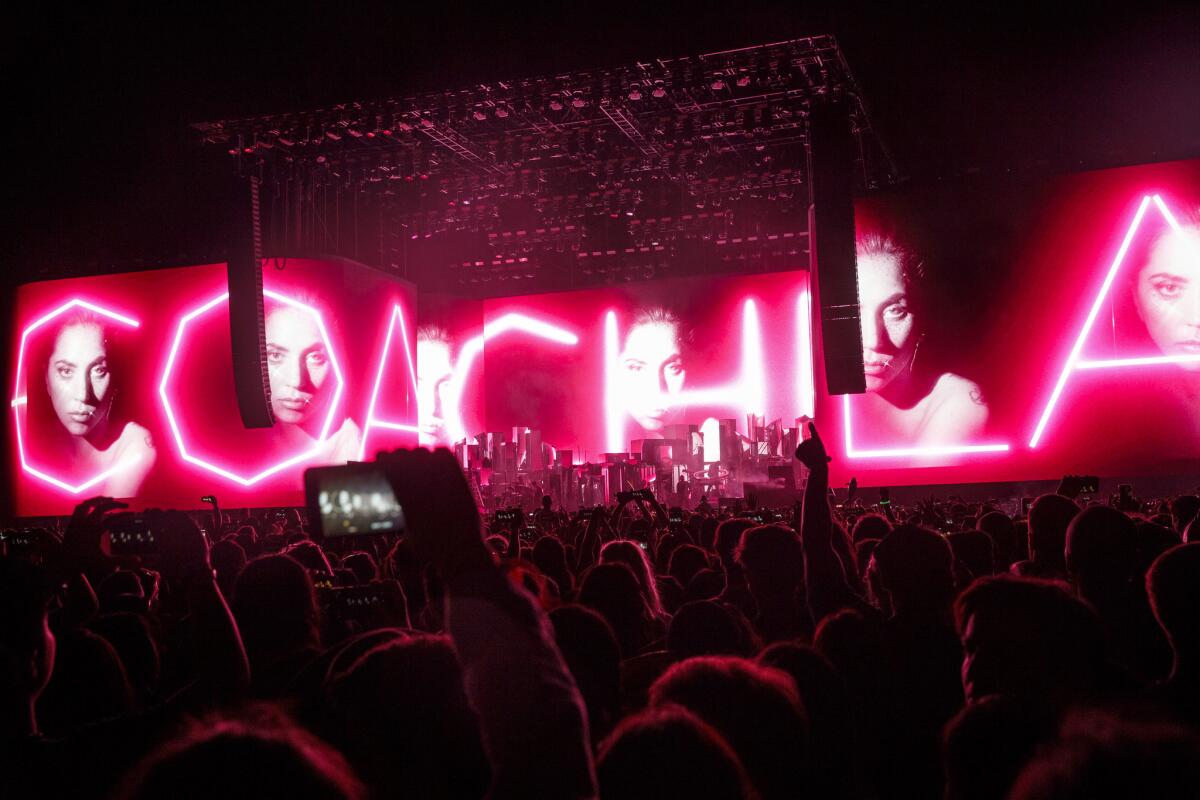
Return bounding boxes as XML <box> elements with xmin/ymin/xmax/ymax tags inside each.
<box><xmin>841</xmin><ymin>395</ymin><xmax>1010</xmax><ymax>459</ymax></box>
<box><xmin>358</xmin><ymin>304</ymin><xmax>420</xmax><ymax>461</ymax></box>
<box><xmin>10</xmin><ymin>298</ymin><xmax>143</xmax><ymax>494</ymax></box>
<box><xmin>1028</xmin><ymin>195</ymin><xmax>1192</xmax><ymax>448</ymax></box>
<box><xmin>445</xmin><ymin>312</ymin><xmax>580</xmax><ymax>444</ymax></box>
<box><xmin>159</xmin><ymin>289</ymin><xmax>346</xmax><ymax>486</ymax></box>
<box><xmin>605</xmin><ymin>298</ymin><xmax>769</xmax><ymax>453</ymax></box>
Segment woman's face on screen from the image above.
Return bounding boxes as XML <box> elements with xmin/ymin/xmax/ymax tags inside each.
<box><xmin>45</xmin><ymin>322</ymin><xmax>111</xmax><ymax>437</ymax></box>
<box><xmin>858</xmin><ymin>250</ymin><xmax>917</xmax><ymax>392</ymax></box>
<box><xmin>1134</xmin><ymin>226</ymin><xmax>1200</xmax><ymax>371</ymax></box>
<box><xmin>619</xmin><ymin>319</ymin><xmax>686</xmax><ymax>431</ymax></box>
<box><xmin>266</xmin><ymin>306</ymin><xmax>331</xmax><ymax>425</ymax></box>
<box><xmin>416</xmin><ymin>336</ymin><xmax>454</xmax><ymax>443</ymax></box>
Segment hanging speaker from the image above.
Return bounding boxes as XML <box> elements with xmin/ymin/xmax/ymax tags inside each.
<box><xmin>227</xmin><ymin>175</ymin><xmax>275</xmax><ymax>428</ymax></box>
<box><xmin>808</xmin><ymin>99</ymin><xmax>865</xmax><ymax>396</ymax></box>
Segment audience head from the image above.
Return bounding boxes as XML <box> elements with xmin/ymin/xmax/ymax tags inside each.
<box><xmin>1028</xmin><ymin>493</ymin><xmax>1079</xmax><ymax>570</ymax></box>
<box><xmin>871</xmin><ymin>524</ymin><xmax>955</xmax><ymax>614</ymax></box>
<box><xmin>210</xmin><ymin>538</ymin><xmax>247</xmax><ymax>598</ymax></box>
<box><xmin>1009</xmin><ymin>711</ymin><xmax>1200</xmax><ymax>799</ymax></box>
<box><xmin>233</xmin><ymin>554</ymin><xmax>320</xmax><ymax>659</ymax></box>
<box><xmin>650</xmin><ymin>655</ymin><xmax>808</xmax><ymax>799</ymax></box>
<box><xmin>978</xmin><ymin>511</ymin><xmax>1021</xmax><ymax>568</ymax></box>
<box><xmin>852</xmin><ymin>513</ymin><xmax>892</xmax><ymax>543</ymax></box>
<box><xmin>118</xmin><ymin>706</ymin><xmax>364</xmax><ymax>800</ymax></box>
<box><xmin>1170</xmin><ymin>495</ymin><xmax>1200</xmax><ymax>535</ymax></box>
<box><xmin>597</xmin><ymin>705</ymin><xmax>755</xmax><ymax>800</ymax></box>
<box><xmin>714</xmin><ymin>518</ymin><xmax>756</xmax><ymax>567</ymax></box>
<box><xmin>667</xmin><ymin>544</ymin><xmax>709</xmax><ymax>588</ymax></box>
<box><xmin>37</xmin><ymin>628</ymin><xmax>134</xmax><ymax>736</ymax></box>
<box><xmin>942</xmin><ymin>695</ymin><xmax>1059</xmax><ymax>800</ymax></box>
<box><xmin>955</xmin><ymin>575</ymin><xmax>1105</xmax><ymax>702</ymax></box>
<box><xmin>578</xmin><ymin>562</ymin><xmax>656</xmax><ymax>656</ymax></box>
<box><xmin>1066</xmin><ymin>506</ymin><xmax>1139</xmax><ymax>590</ymax></box>
<box><xmin>322</xmin><ymin>635</ymin><xmax>489</xmax><ymax>798</ymax></box>
<box><xmin>1146</xmin><ymin>543</ymin><xmax>1200</xmax><ymax>667</ymax></box>
<box><xmin>600</xmin><ymin>540</ymin><xmax>663</xmax><ymax>616</ymax></box>
<box><xmin>735</xmin><ymin>524</ymin><xmax>804</xmax><ymax>600</ymax></box>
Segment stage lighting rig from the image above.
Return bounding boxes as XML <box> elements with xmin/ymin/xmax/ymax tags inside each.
<box><xmin>195</xmin><ymin>36</ymin><xmax>894</xmax><ymax>293</ymax></box>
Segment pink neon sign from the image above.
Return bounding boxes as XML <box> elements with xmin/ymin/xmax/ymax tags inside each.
<box><xmin>159</xmin><ymin>289</ymin><xmax>346</xmax><ymax>486</ymax></box>
<box><xmin>840</xmin><ymin>395</ymin><xmax>1010</xmax><ymax>459</ymax></box>
<box><xmin>358</xmin><ymin>303</ymin><xmax>421</xmax><ymax>461</ymax></box>
<box><xmin>1029</xmin><ymin>195</ymin><xmax>1194</xmax><ymax>448</ymax></box>
<box><xmin>10</xmin><ymin>298</ymin><xmax>144</xmax><ymax>494</ymax></box>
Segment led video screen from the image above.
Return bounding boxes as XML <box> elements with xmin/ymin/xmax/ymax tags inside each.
<box><xmin>834</xmin><ymin>157</ymin><xmax>1200</xmax><ymax>487</ymax></box>
<box><xmin>11</xmin><ymin>259</ymin><xmax>417</xmax><ymax>515</ymax></box>
<box><xmin>419</xmin><ymin>270</ymin><xmax>815</xmax><ymax>461</ymax></box>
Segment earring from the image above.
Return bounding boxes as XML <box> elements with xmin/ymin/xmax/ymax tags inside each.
<box><xmin>909</xmin><ymin>335</ymin><xmax>925</xmax><ymax>374</ymax></box>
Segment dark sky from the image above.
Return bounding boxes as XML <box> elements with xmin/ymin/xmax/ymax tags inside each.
<box><xmin>8</xmin><ymin>0</ymin><xmax>1200</xmax><ymax>274</ymax></box>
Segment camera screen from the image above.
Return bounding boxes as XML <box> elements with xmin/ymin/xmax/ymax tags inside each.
<box><xmin>309</xmin><ymin>466</ymin><xmax>405</xmax><ymax>537</ymax></box>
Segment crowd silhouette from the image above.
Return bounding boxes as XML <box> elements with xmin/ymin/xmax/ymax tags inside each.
<box><xmin>3</xmin><ymin>425</ymin><xmax>1200</xmax><ymax>798</ymax></box>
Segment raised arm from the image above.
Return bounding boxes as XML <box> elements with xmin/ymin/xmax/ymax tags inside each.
<box><xmin>379</xmin><ymin>448</ymin><xmax>597</xmax><ymax>799</ymax></box>
<box><xmin>795</xmin><ymin>424</ymin><xmax>862</xmax><ymax>623</ymax></box>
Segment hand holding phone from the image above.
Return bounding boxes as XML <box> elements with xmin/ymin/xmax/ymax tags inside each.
<box><xmin>373</xmin><ymin>448</ymin><xmax>492</xmax><ymax>580</ymax></box>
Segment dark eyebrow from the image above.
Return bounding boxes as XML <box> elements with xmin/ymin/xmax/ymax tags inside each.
<box><xmin>265</xmin><ymin>342</ymin><xmax>290</xmax><ymax>353</ymax></box>
<box><xmin>53</xmin><ymin>359</ymin><xmax>77</xmax><ymax>369</ymax></box>
<box><xmin>623</xmin><ymin>357</ymin><xmax>647</xmax><ymax>365</ymax></box>
<box><xmin>86</xmin><ymin>356</ymin><xmax>107</xmax><ymax>369</ymax></box>
<box><xmin>880</xmin><ymin>292</ymin><xmax>908</xmax><ymax>305</ymax></box>
<box><xmin>1147</xmin><ymin>272</ymin><xmax>1189</xmax><ymax>283</ymax></box>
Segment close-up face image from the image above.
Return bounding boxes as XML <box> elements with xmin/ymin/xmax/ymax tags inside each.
<box><xmin>619</xmin><ymin>315</ymin><xmax>686</xmax><ymax>432</ymax></box>
<box><xmin>858</xmin><ymin>245</ymin><xmax>917</xmax><ymax>393</ymax></box>
<box><xmin>265</xmin><ymin>304</ymin><xmax>332</xmax><ymax>425</ymax></box>
<box><xmin>45</xmin><ymin>320</ymin><xmax>112</xmax><ymax>438</ymax></box>
<box><xmin>1133</xmin><ymin>224</ymin><xmax>1200</xmax><ymax>371</ymax></box>
<box><xmin>416</xmin><ymin>332</ymin><xmax>454</xmax><ymax>444</ymax></box>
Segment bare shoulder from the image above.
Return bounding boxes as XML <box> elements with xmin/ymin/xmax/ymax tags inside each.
<box><xmin>118</xmin><ymin>422</ymin><xmax>157</xmax><ymax>457</ymax></box>
<box><xmin>931</xmin><ymin>373</ymin><xmax>987</xmax><ymax>410</ymax></box>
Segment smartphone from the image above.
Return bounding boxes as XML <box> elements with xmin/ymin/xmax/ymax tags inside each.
<box><xmin>668</xmin><ymin>506</ymin><xmax>684</xmax><ymax>525</ymax></box>
<box><xmin>879</xmin><ymin>487</ymin><xmax>891</xmax><ymax>507</ymax></box>
<box><xmin>0</xmin><ymin>529</ymin><xmax>37</xmax><ymax>556</ymax></box>
<box><xmin>1021</xmin><ymin>497</ymin><xmax>1033</xmax><ymax>515</ymax></box>
<box><xmin>1079</xmin><ymin>475</ymin><xmax>1100</xmax><ymax>495</ymax></box>
<box><xmin>109</xmin><ymin>517</ymin><xmax>159</xmax><ymax>555</ymax></box>
<box><xmin>305</xmin><ymin>464</ymin><xmax>405</xmax><ymax>538</ymax></box>
<box><xmin>321</xmin><ymin>584</ymin><xmax>386</xmax><ymax>617</ymax></box>
<box><xmin>495</xmin><ymin>509</ymin><xmax>522</xmax><ymax>525</ymax></box>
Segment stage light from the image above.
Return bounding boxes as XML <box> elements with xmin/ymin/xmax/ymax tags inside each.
<box><xmin>159</xmin><ymin>290</ymin><xmax>346</xmax><ymax>486</ymax></box>
<box><xmin>651</xmin><ymin>84</ymin><xmax>667</xmax><ymax>98</ymax></box>
<box><xmin>711</xmin><ymin>79</ymin><xmax>725</xmax><ymax>91</ymax></box>
<box><xmin>549</xmin><ymin>99</ymin><xmax>564</xmax><ymax>111</ymax></box>
<box><xmin>841</xmin><ymin>396</ymin><xmax>1010</xmax><ymax>459</ymax></box>
<box><xmin>1028</xmin><ymin>195</ymin><xmax>1193</xmax><ymax>448</ymax></box>
<box><xmin>11</xmin><ymin>298</ymin><xmax>143</xmax><ymax>494</ymax></box>
<box><xmin>628</xmin><ymin>88</ymin><xmax>642</xmax><ymax>101</ymax></box>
